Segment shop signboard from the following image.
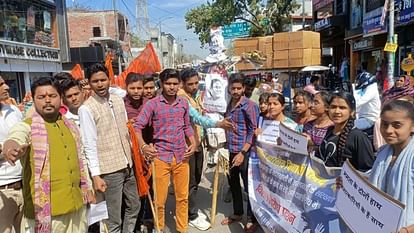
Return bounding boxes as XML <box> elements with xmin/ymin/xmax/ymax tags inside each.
<box><xmin>314</xmin><ymin>17</ymin><xmax>332</xmax><ymax>31</ymax></box>
<box><xmin>312</xmin><ymin>0</ymin><xmax>334</xmax><ymax>11</ymax></box>
<box><xmin>222</xmin><ymin>22</ymin><xmax>251</xmax><ymax>39</ymax></box>
<box><xmin>397</xmin><ymin>0</ymin><xmax>414</xmax><ymax>24</ymax></box>
<box><xmin>363</xmin><ymin>7</ymin><xmax>387</xmax><ymax>36</ymax></box>
<box><xmin>384</xmin><ymin>43</ymin><xmax>398</xmax><ymax>53</ymax></box>
<box><xmin>0</xmin><ymin>40</ymin><xmax>60</xmax><ymax>62</ymax></box>
<box><xmin>352</xmin><ymin>37</ymin><xmax>374</xmax><ymax>51</ymax></box>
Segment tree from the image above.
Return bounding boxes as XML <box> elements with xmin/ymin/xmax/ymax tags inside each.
<box><xmin>130</xmin><ymin>33</ymin><xmax>146</xmax><ymax>48</ymax></box>
<box><xmin>185</xmin><ymin>0</ymin><xmax>300</xmax><ymax>46</ymax></box>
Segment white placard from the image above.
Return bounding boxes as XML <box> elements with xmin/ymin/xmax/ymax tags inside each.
<box><xmin>257</xmin><ymin>118</ymin><xmax>280</xmax><ymax>145</ymax></box>
<box><xmin>336</xmin><ymin>161</ymin><xmax>405</xmax><ymax>233</ymax></box>
<box><xmin>279</xmin><ymin>123</ymin><xmax>308</xmax><ymax>155</ymax></box>
<box><xmin>88</xmin><ymin>201</ymin><xmax>109</xmax><ymax>226</ymax></box>
<box><xmin>203</xmin><ymin>74</ymin><xmax>228</xmax><ymax>113</ymax></box>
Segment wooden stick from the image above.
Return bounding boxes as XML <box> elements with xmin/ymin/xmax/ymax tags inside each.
<box><xmin>147</xmin><ymin>190</ymin><xmax>156</xmax><ymax>229</ymax></box>
<box><xmin>151</xmin><ymin>161</ymin><xmax>160</xmax><ymax>233</ymax></box>
<box><xmin>210</xmin><ymin>158</ymin><xmax>220</xmax><ymax>226</ymax></box>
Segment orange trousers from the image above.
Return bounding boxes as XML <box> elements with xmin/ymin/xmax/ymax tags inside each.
<box><xmin>154</xmin><ymin>157</ymin><xmax>189</xmax><ymax>233</ymax></box>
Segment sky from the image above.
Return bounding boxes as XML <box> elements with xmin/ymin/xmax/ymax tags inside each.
<box><xmin>66</xmin><ymin>0</ymin><xmax>210</xmax><ymax>58</ymax></box>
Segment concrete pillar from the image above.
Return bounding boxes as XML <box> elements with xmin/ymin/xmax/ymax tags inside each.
<box><xmin>24</xmin><ymin>72</ymin><xmax>31</xmax><ymax>93</ymax></box>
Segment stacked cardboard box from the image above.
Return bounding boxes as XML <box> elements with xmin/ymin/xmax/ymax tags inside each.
<box><xmin>233</xmin><ymin>37</ymin><xmax>258</xmax><ymax>70</ymax></box>
<box><xmin>258</xmin><ymin>36</ymin><xmax>273</xmax><ymax>69</ymax></box>
<box><xmin>233</xmin><ymin>32</ymin><xmax>321</xmax><ymax>70</ymax></box>
<box><xmin>273</xmin><ymin>31</ymin><xmax>321</xmax><ymax>68</ymax></box>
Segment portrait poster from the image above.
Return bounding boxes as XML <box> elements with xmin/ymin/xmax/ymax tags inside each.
<box><xmin>43</xmin><ymin>11</ymin><xmax>51</xmax><ymax>31</ymax></box>
<box><xmin>203</xmin><ymin>73</ymin><xmax>228</xmax><ymax>113</ymax></box>
<box><xmin>27</xmin><ymin>6</ymin><xmax>35</xmax><ymax>28</ymax></box>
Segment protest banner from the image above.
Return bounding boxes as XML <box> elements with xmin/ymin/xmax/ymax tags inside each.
<box><xmin>203</xmin><ymin>73</ymin><xmax>228</xmax><ymax>113</ymax></box>
<box><xmin>336</xmin><ymin>161</ymin><xmax>405</xmax><ymax>233</ymax></box>
<box><xmin>249</xmin><ymin>140</ymin><xmax>346</xmax><ymax>233</ymax></box>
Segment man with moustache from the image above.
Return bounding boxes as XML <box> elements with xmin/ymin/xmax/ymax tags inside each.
<box><xmin>142</xmin><ymin>74</ymin><xmax>157</xmax><ymax>99</ymax></box>
<box><xmin>3</xmin><ymin>77</ymin><xmax>94</xmax><ymax>232</ymax></box>
<box><xmin>78</xmin><ymin>63</ymin><xmax>140</xmax><ymax>233</ymax></box>
<box><xmin>0</xmin><ymin>75</ymin><xmax>24</xmax><ymax>233</ymax></box>
<box><xmin>61</xmin><ymin>78</ymin><xmax>85</xmax><ymax>127</ymax></box>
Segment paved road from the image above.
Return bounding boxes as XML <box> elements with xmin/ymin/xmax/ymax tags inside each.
<box><xmin>163</xmin><ymin>165</ymin><xmax>265</xmax><ymax>233</ymax></box>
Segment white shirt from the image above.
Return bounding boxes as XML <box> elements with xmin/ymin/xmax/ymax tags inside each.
<box><xmin>0</xmin><ymin>104</ymin><xmax>23</xmax><ymax>186</ymax></box>
<box><xmin>354</xmin><ymin>82</ymin><xmax>381</xmax><ymax>124</ymax></box>
<box><xmin>64</xmin><ymin>110</ymin><xmax>80</xmax><ymax>127</ymax></box>
<box><xmin>78</xmin><ymin>96</ymin><xmax>129</xmax><ymax>177</ymax></box>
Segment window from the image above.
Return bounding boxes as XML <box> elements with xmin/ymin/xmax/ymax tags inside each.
<box><xmin>0</xmin><ymin>0</ymin><xmax>57</xmax><ymax>47</ymax></box>
<box><xmin>93</xmin><ymin>26</ymin><xmax>101</xmax><ymax>37</ymax></box>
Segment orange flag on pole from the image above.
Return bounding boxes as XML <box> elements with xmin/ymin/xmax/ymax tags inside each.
<box><xmin>127</xmin><ymin>121</ymin><xmax>151</xmax><ymax>197</ymax></box>
<box><xmin>105</xmin><ymin>52</ymin><xmax>115</xmax><ymax>85</ymax></box>
<box><xmin>70</xmin><ymin>64</ymin><xmax>84</xmax><ymax>80</ymax></box>
<box><xmin>117</xmin><ymin>42</ymin><xmax>161</xmax><ymax>89</ymax></box>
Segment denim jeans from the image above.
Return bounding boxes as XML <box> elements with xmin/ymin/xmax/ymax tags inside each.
<box><xmin>102</xmin><ymin>168</ymin><xmax>141</xmax><ymax>233</ymax></box>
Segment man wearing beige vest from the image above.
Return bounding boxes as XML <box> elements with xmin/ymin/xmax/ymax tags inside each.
<box><xmin>79</xmin><ymin>63</ymin><xmax>140</xmax><ymax>233</ymax></box>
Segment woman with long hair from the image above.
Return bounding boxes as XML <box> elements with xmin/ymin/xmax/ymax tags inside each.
<box><xmin>318</xmin><ymin>92</ymin><xmax>374</xmax><ymax>171</ymax></box>
<box><xmin>303</xmin><ymin>91</ymin><xmax>334</xmax><ymax>156</ymax></box>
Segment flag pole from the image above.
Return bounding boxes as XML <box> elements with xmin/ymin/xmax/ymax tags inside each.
<box><xmin>386</xmin><ymin>0</ymin><xmax>395</xmax><ymax>88</ymax></box>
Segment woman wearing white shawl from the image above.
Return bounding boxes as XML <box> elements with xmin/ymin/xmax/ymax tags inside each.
<box><xmin>369</xmin><ymin>100</ymin><xmax>414</xmax><ymax>232</ymax></box>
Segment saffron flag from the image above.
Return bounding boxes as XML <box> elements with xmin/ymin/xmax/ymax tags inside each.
<box><xmin>70</xmin><ymin>64</ymin><xmax>84</xmax><ymax>80</ymax></box>
<box><xmin>117</xmin><ymin>42</ymin><xmax>161</xmax><ymax>89</ymax></box>
<box><xmin>127</xmin><ymin>121</ymin><xmax>151</xmax><ymax>197</ymax></box>
<box><xmin>105</xmin><ymin>52</ymin><xmax>115</xmax><ymax>85</ymax></box>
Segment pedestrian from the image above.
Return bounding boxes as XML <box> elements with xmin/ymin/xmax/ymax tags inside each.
<box><xmin>265</xmin><ymin>92</ymin><xmax>301</xmax><ymax>132</ymax></box>
<box><xmin>373</xmin><ymin>96</ymin><xmax>414</xmax><ymax>151</ymax></box>
<box><xmin>293</xmin><ymin>90</ymin><xmax>315</xmax><ymax>126</ymax></box>
<box><xmin>354</xmin><ymin>71</ymin><xmax>381</xmax><ymax>130</ymax></box>
<box><xmin>3</xmin><ymin>77</ymin><xmax>94</xmax><ymax>232</ymax></box>
<box><xmin>124</xmin><ymin>72</ymin><xmax>145</xmax><ymax>120</ymax></box>
<box><xmin>258</xmin><ymin>93</ymin><xmax>270</xmax><ymax>117</ymax></box>
<box><xmin>221</xmin><ymin>73</ymin><xmax>258</xmax><ymax>233</ymax></box>
<box><xmin>143</xmin><ymin>74</ymin><xmax>157</xmax><ymax>99</ymax></box>
<box><xmin>0</xmin><ymin>75</ymin><xmax>24</xmax><ymax>233</ymax></box>
<box><xmin>61</xmin><ymin>78</ymin><xmax>85</xmax><ymax>127</ymax></box>
<box><xmin>318</xmin><ymin>91</ymin><xmax>374</xmax><ymax>171</ymax></box>
<box><xmin>135</xmin><ymin>68</ymin><xmax>196</xmax><ymax>233</ymax></box>
<box><xmin>79</xmin><ymin>63</ymin><xmax>140</xmax><ymax>233</ymax></box>
<box><xmin>382</xmin><ymin>75</ymin><xmax>414</xmax><ymax>104</ymax></box>
<box><xmin>303</xmin><ymin>76</ymin><xmax>320</xmax><ymax>95</ymax></box>
<box><xmin>178</xmin><ymin>68</ymin><xmax>233</xmax><ymax>231</ymax></box>
<box><xmin>303</xmin><ymin>91</ymin><xmax>334</xmax><ymax>156</ymax></box>
<box><xmin>369</xmin><ymin>100</ymin><xmax>414</xmax><ymax>232</ymax></box>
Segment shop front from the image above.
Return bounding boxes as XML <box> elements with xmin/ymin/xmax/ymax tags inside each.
<box><xmin>0</xmin><ymin>0</ymin><xmax>64</xmax><ymax>102</ymax></box>
<box><xmin>312</xmin><ymin>0</ymin><xmax>347</xmax><ymax>72</ymax></box>
<box><xmin>396</xmin><ymin>0</ymin><xmax>414</xmax><ymax>76</ymax></box>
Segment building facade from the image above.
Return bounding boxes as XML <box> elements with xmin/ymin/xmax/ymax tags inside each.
<box><xmin>65</xmin><ymin>10</ymin><xmax>131</xmax><ymax>74</ymax></box>
<box><xmin>0</xmin><ymin>0</ymin><xmax>69</xmax><ymax>102</ymax></box>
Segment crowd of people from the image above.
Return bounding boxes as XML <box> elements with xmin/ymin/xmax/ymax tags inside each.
<box><xmin>0</xmin><ymin>63</ymin><xmax>413</xmax><ymax>233</ymax></box>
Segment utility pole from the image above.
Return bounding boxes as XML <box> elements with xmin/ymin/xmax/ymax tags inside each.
<box><xmin>387</xmin><ymin>0</ymin><xmax>395</xmax><ymax>88</ymax></box>
<box><xmin>302</xmin><ymin>0</ymin><xmax>306</xmax><ymax>29</ymax></box>
<box><xmin>112</xmin><ymin>0</ymin><xmax>122</xmax><ymax>74</ymax></box>
<box><xmin>159</xmin><ymin>21</ymin><xmax>164</xmax><ymax>69</ymax></box>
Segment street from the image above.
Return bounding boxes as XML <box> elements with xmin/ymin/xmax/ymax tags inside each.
<box><xmin>163</xmin><ymin>165</ymin><xmax>265</xmax><ymax>233</ymax></box>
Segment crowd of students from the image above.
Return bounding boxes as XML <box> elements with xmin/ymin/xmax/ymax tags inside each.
<box><xmin>0</xmin><ymin>63</ymin><xmax>413</xmax><ymax>233</ymax></box>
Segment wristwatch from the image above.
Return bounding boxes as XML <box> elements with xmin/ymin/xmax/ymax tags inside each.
<box><xmin>241</xmin><ymin>150</ymin><xmax>248</xmax><ymax>156</ymax></box>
